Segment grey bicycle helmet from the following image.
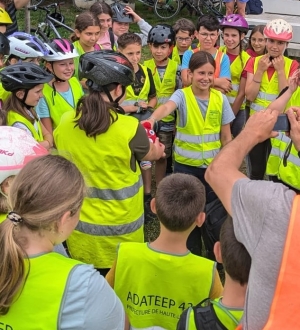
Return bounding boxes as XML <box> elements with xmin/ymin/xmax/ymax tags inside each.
<box><xmin>147</xmin><ymin>24</ymin><xmax>175</xmax><ymax>45</ymax></box>
<box><xmin>0</xmin><ymin>32</ymin><xmax>10</xmax><ymax>56</ymax></box>
<box><xmin>111</xmin><ymin>3</ymin><xmax>133</xmax><ymax>23</ymax></box>
<box><xmin>0</xmin><ymin>62</ymin><xmax>53</xmax><ymax>92</ymax></box>
<box><xmin>79</xmin><ymin>50</ymin><xmax>134</xmax><ymax>87</ymax></box>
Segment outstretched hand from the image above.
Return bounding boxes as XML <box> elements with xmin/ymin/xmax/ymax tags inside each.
<box><xmin>286</xmin><ymin>107</ymin><xmax>300</xmax><ymax>151</ymax></box>
<box><xmin>288</xmin><ymin>69</ymin><xmax>300</xmax><ymax>94</ymax></box>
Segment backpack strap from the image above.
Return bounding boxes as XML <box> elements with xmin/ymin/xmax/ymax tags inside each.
<box><xmin>210</xmin><ymin>299</ymin><xmax>240</xmax><ymax>325</ymax></box>
<box><xmin>108</xmin><ymin>28</ymin><xmax>115</xmax><ymax>50</ymax></box>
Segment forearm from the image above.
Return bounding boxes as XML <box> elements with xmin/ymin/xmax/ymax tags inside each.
<box><xmin>277</xmin><ymin>71</ymin><xmax>288</xmax><ymax>94</ymax></box>
<box><xmin>148</xmin><ymin>97</ymin><xmax>157</xmax><ymax>109</ymax></box>
<box><xmin>268</xmin><ymin>87</ymin><xmax>293</xmax><ymax>113</ymax></box>
<box><xmin>245</xmin><ymin>71</ymin><xmax>264</xmax><ymax>101</ymax></box>
<box><xmin>122</xmin><ymin>105</ymin><xmax>138</xmax><ymax>113</ymax></box>
<box><xmin>142</xmin><ymin>142</ymin><xmax>161</xmax><ymax>161</ymax></box>
<box><xmin>231</xmin><ymin>94</ymin><xmax>245</xmax><ymax>115</ymax></box>
<box><xmin>181</xmin><ymin>69</ymin><xmax>191</xmax><ymax>87</ymax></box>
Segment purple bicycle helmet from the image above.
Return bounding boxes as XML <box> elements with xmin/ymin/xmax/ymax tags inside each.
<box><xmin>220</xmin><ymin>14</ymin><xmax>249</xmax><ymax>34</ymax></box>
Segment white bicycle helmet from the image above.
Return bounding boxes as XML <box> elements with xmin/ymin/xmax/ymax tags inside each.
<box><xmin>8</xmin><ymin>32</ymin><xmax>49</xmax><ymax>59</ymax></box>
<box><xmin>43</xmin><ymin>39</ymin><xmax>78</xmax><ymax>61</ymax></box>
<box><xmin>264</xmin><ymin>19</ymin><xmax>293</xmax><ymax>42</ymax></box>
<box><xmin>0</xmin><ymin>126</ymin><xmax>48</xmax><ymax>184</ymax></box>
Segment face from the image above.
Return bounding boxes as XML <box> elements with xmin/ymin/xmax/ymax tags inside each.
<box><xmin>48</xmin><ymin>59</ymin><xmax>75</xmax><ymax>81</ymax></box>
<box><xmin>0</xmin><ymin>54</ymin><xmax>5</xmax><ymax>68</ymax></box>
<box><xmin>149</xmin><ymin>43</ymin><xmax>171</xmax><ymax>62</ymax></box>
<box><xmin>223</xmin><ymin>27</ymin><xmax>243</xmax><ymax>51</ymax></box>
<box><xmin>196</xmin><ymin>27</ymin><xmax>219</xmax><ymax>51</ymax></box>
<box><xmin>0</xmin><ymin>24</ymin><xmax>6</xmax><ymax>34</ymax></box>
<box><xmin>250</xmin><ymin>31</ymin><xmax>266</xmax><ymax>55</ymax></box>
<box><xmin>175</xmin><ymin>30</ymin><xmax>194</xmax><ymax>52</ymax></box>
<box><xmin>112</xmin><ymin>21</ymin><xmax>129</xmax><ymax>37</ymax></box>
<box><xmin>189</xmin><ymin>62</ymin><xmax>214</xmax><ymax>91</ymax></box>
<box><xmin>119</xmin><ymin>43</ymin><xmax>141</xmax><ymax>69</ymax></box>
<box><xmin>75</xmin><ymin>26</ymin><xmax>100</xmax><ymax>48</ymax></box>
<box><xmin>23</xmin><ymin>84</ymin><xmax>44</xmax><ymax>107</ymax></box>
<box><xmin>98</xmin><ymin>13</ymin><xmax>112</xmax><ymax>32</ymax></box>
<box><xmin>266</xmin><ymin>38</ymin><xmax>287</xmax><ymax>57</ymax></box>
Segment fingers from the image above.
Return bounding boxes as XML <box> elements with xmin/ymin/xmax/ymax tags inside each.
<box><xmin>286</xmin><ymin>108</ymin><xmax>300</xmax><ymax>127</ymax></box>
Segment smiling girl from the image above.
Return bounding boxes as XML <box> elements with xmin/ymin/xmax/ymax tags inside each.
<box><xmin>1</xmin><ymin>62</ymin><xmax>54</xmax><ymax>150</ymax></box>
<box><xmin>246</xmin><ymin>25</ymin><xmax>266</xmax><ymax>57</ymax></box>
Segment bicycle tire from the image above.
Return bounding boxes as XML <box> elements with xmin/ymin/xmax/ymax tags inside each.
<box><xmin>31</xmin><ymin>27</ymin><xmax>50</xmax><ymax>43</ymax></box>
<box><xmin>197</xmin><ymin>0</ymin><xmax>224</xmax><ymax>19</ymax></box>
<box><xmin>154</xmin><ymin>0</ymin><xmax>181</xmax><ymax>19</ymax></box>
<box><xmin>30</xmin><ymin>0</ymin><xmax>44</xmax><ymax>5</ymax></box>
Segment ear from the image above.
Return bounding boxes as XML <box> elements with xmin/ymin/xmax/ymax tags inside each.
<box><xmin>195</xmin><ymin>211</ymin><xmax>205</xmax><ymax>227</ymax></box>
<box><xmin>214</xmin><ymin>241</ymin><xmax>222</xmax><ymax>263</ymax></box>
<box><xmin>240</xmin><ymin>32</ymin><xmax>246</xmax><ymax>41</ymax></box>
<box><xmin>45</xmin><ymin>62</ymin><xmax>53</xmax><ymax>72</ymax></box>
<box><xmin>150</xmin><ymin>197</ymin><xmax>157</xmax><ymax>214</ymax></box>
<box><xmin>187</xmin><ymin>68</ymin><xmax>193</xmax><ymax>79</ymax></box>
<box><xmin>57</xmin><ymin>210</ymin><xmax>72</xmax><ymax>232</ymax></box>
<box><xmin>15</xmin><ymin>90</ymin><xmax>25</xmax><ymax>99</ymax></box>
<box><xmin>74</xmin><ymin>29</ymin><xmax>81</xmax><ymax>39</ymax></box>
<box><xmin>194</xmin><ymin>30</ymin><xmax>199</xmax><ymax>40</ymax></box>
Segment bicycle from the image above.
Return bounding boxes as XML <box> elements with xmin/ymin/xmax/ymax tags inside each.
<box><xmin>28</xmin><ymin>2</ymin><xmax>74</xmax><ymax>43</ymax></box>
<box><xmin>154</xmin><ymin>0</ymin><xmax>224</xmax><ymax>20</ymax></box>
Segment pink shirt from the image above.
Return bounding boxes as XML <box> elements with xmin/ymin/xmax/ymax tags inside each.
<box><xmin>97</xmin><ymin>31</ymin><xmax>115</xmax><ymax>50</ymax></box>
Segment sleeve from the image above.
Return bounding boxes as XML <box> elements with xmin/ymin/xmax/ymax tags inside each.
<box><xmin>221</xmin><ymin>94</ymin><xmax>235</xmax><ymax>125</ymax></box>
<box><xmin>12</xmin><ymin>122</ymin><xmax>33</xmax><ymax>137</ymax></box>
<box><xmin>147</xmin><ymin>67</ymin><xmax>156</xmax><ymax>99</ymax></box>
<box><xmin>169</xmin><ymin>89</ymin><xmax>185</xmax><ymax>108</ymax></box>
<box><xmin>244</xmin><ymin>57</ymin><xmax>255</xmax><ymax>74</ymax></box>
<box><xmin>181</xmin><ymin>50</ymin><xmax>193</xmax><ymax>70</ymax></box>
<box><xmin>219</xmin><ymin>53</ymin><xmax>231</xmax><ymax>79</ymax></box>
<box><xmin>289</xmin><ymin>60</ymin><xmax>299</xmax><ymax>77</ymax></box>
<box><xmin>137</xmin><ymin>19</ymin><xmax>152</xmax><ymax>36</ymax></box>
<box><xmin>231</xmin><ymin>178</ymin><xmax>294</xmax><ymax>257</ymax></box>
<box><xmin>129</xmin><ymin>123</ymin><xmax>150</xmax><ymax>160</ymax></box>
<box><xmin>60</xmin><ymin>265</ymin><xmax>125</xmax><ymax>330</ymax></box>
<box><xmin>35</xmin><ymin>98</ymin><xmax>50</xmax><ymax>118</ymax></box>
<box><xmin>209</xmin><ymin>266</ymin><xmax>223</xmax><ymax>299</ymax></box>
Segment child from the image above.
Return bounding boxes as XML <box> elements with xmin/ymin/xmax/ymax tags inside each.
<box><xmin>111</xmin><ymin>3</ymin><xmax>152</xmax><ymax>46</ymax></box>
<box><xmin>118</xmin><ymin>32</ymin><xmax>157</xmax><ymax>221</ymax></box>
<box><xmin>1</xmin><ymin>62</ymin><xmax>54</xmax><ymax>150</ymax></box>
<box><xmin>146</xmin><ymin>51</ymin><xmax>234</xmax><ymax>257</ymax></box>
<box><xmin>245</xmin><ymin>19</ymin><xmax>298</xmax><ymax>180</ymax></box>
<box><xmin>0</xmin><ymin>32</ymin><xmax>9</xmax><ymax>69</ymax></box>
<box><xmin>106</xmin><ymin>173</ymin><xmax>223</xmax><ymax>330</ymax></box>
<box><xmin>177</xmin><ymin>216</ymin><xmax>251</xmax><ymax>329</ymax></box>
<box><xmin>246</xmin><ymin>25</ymin><xmax>266</xmax><ymax>57</ymax></box>
<box><xmin>219</xmin><ymin>14</ymin><xmax>250</xmax><ymax>137</ymax></box>
<box><xmin>90</xmin><ymin>1</ymin><xmax>116</xmax><ymax>50</ymax></box>
<box><xmin>224</xmin><ymin>0</ymin><xmax>249</xmax><ymax>17</ymax></box>
<box><xmin>70</xmin><ymin>11</ymin><xmax>101</xmax><ymax>84</ymax></box>
<box><xmin>36</xmin><ymin>38</ymin><xmax>82</xmax><ymax>133</ymax></box>
<box><xmin>0</xmin><ymin>153</ymin><xmax>127</xmax><ymax>329</ymax></box>
<box><xmin>0</xmin><ymin>7</ymin><xmax>11</xmax><ymax>34</ymax></box>
<box><xmin>181</xmin><ymin>15</ymin><xmax>231</xmax><ymax>92</ymax></box>
<box><xmin>144</xmin><ymin>24</ymin><xmax>181</xmax><ymax>187</ymax></box>
<box><xmin>171</xmin><ymin>18</ymin><xmax>196</xmax><ymax>68</ymax></box>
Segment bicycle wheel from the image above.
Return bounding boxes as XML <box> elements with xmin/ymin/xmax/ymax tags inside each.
<box><xmin>154</xmin><ymin>0</ymin><xmax>181</xmax><ymax>19</ymax></box>
<box><xmin>197</xmin><ymin>0</ymin><xmax>224</xmax><ymax>18</ymax></box>
<box><xmin>30</xmin><ymin>0</ymin><xmax>44</xmax><ymax>5</ymax></box>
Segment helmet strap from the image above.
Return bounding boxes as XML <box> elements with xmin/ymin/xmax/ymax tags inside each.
<box><xmin>51</xmin><ymin>62</ymin><xmax>66</xmax><ymax>83</ymax></box>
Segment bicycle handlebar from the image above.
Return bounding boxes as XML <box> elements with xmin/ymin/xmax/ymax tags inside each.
<box><xmin>28</xmin><ymin>2</ymin><xmax>65</xmax><ymax>12</ymax></box>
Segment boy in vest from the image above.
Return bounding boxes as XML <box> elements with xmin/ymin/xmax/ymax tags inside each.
<box><xmin>106</xmin><ymin>173</ymin><xmax>223</xmax><ymax>330</ymax></box>
<box><xmin>181</xmin><ymin>14</ymin><xmax>231</xmax><ymax>92</ymax></box>
<box><xmin>171</xmin><ymin>18</ymin><xmax>196</xmax><ymax>69</ymax></box>
<box><xmin>144</xmin><ymin>24</ymin><xmax>181</xmax><ymax>188</ymax></box>
<box><xmin>118</xmin><ymin>32</ymin><xmax>157</xmax><ymax>222</ymax></box>
<box><xmin>177</xmin><ymin>216</ymin><xmax>251</xmax><ymax>330</ymax></box>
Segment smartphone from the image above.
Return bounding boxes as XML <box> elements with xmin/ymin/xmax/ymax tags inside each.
<box><xmin>273</xmin><ymin>114</ymin><xmax>290</xmax><ymax>132</ymax></box>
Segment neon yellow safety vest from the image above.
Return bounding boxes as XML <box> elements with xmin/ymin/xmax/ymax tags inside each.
<box><xmin>185</xmin><ymin>298</ymin><xmax>243</xmax><ymax>330</ymax></box>
<box><xmin>0</xmin><ymin>82</ymin><xmax>10</xmax><ymax>102</ymax></box>
<box><xmin>0</xmin><ymin>252</ymin><xmax>82</xmax><ymax>329</ymax></box>
<box><xmin>7</xmin><ymin>110</ymin><xmax>43</xmax><ymax>142</ymax></box>
<box><xmin>250</xmin><ymin>56</ymin><xmax>292</xmax><ymax>115</ymax></box>
<box><xmin>122</xmin><ymin>64</ymin><xmax>150</xmax><ymax>107</ymax></box>
<box><xmin>0</xmin><ymin>212</ymin><xmax>6</xmax><ymax>223</ymax></box>
<box><xmin>72</xmin><ymin>40</ymin><xmax>85</xmax><ymax>81</ymax></box>
<box><xmin>174</xmin><ymin>86</ymin><xmax>223</xmax><ymax>167</ymax></box>
<box><xmin>42</xmin><ymin>77</ymin><xmax>83</xmax><ymax>129</ymax></box>
<box><xmin>219</xmin><ymin>46</ymin><xmax>250</xmax><ymax>110</ymax></box>
<box><xmin>114</xmin><ymin>242</ymin><xmax>216</xmax><ymax>330</ymax></box>
<box><xmin>171</xmin><ymin>45</ymin><xmax>192</xmax><ymax>65</ymax></box>
<box><xmin>144</xmin><ymin>58</ymin><xmax>177</xmax><ymax>122</ymax></box>
<box><xmin>54</xmin><ymin>111</ymin><xmax>144</xmax><ymax>269</ymax></box>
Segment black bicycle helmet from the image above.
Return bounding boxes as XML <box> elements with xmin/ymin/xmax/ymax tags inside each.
<box><xmin>49</xmin><ymin>12</ymin><xmax>65</xmax><ymax>28</ymax></box>
<box><xmin>79</xmin><ymin>50</ymin><xmax>134</xmax><ymax>88</ymax></box>
<box><xmin>147</xmin><ymin>24</ymin><xmax>175</xmax><ymax>45</ymax></box>
<box><xmin>0</xmin><ymin>62</ymin><xmax>53</xmax><ymax>92</ymax></box>
<box><xmin>111</xmin><ymin>3</ymin><xmax>133</xmax><ymax>23</ymax></box>
<box><xmin>0</xmin><ymin>32</ymin><xmax>10</xmax><ymax>56</ymax></box>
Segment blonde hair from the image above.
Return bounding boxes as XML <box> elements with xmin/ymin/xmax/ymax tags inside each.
<box><xmin>0</xmin><ymin>155</ymin><xmax>85</xmax><ymax>315</ymax></box>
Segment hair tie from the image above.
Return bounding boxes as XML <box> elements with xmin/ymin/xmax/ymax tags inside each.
<box><xmin>8</xmin><ymin>211</ymin><xmax>23</xmax><ymax>225</ymax></box>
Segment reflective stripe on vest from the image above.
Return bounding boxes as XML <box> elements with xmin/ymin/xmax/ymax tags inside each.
<box><xmin>54</xmin><ymin>110</ymin><xmax>144</xmax><ymax>268</ymax></box>
<box><xmin>42</xmin><ymin>77</ymin><xmax>83</xmax><ymax>129</ymax></box>
<box><xmin>266</xmin><ymin>132</ymin><xmax>286</xmax><ymax>176</ymax></box>
<box><xmin>219</xmin><ymin>46</ymin><xmax>250</xmax><ymax>110</ymax></box>
<box><xmin>7</xmin><ymin>110</ymin><xmax>43</xmax><ymax>142</ymax></box>
<box><xmin>114</xmin><ymin>242</ymin><xmax>216</xmax><ymax>330</ymax></box>
<box><xmin>0</xmin><ymin>252</ymin><xmax>82</xmax><ymax>329</ymax></box>
<box><xmin>250</xmin><ymin>56</ymin><xmax>292</xmax><ymax>115</ymax></box>
<box><xmin>122</xmin><ymin>64</ymin><xmax>150</xmax><ymax>106</ymax></box>
<box><xmin>263</xmin><ymin>195</ymin><xmax>300</xmax><ymax>329</ymax></box>
<box><xmin>193</xmin><ymin>48</ymin><xmax>224</xmax><ymax>78</ymax></box>
<box><xmin>174</xmin><ymin>86</ymin><xmax>222</xmax><ymax>167</ymax></box>
<box><xmin>144</xmin><ymin>58</ymin><xmax>177</xmax><ymax>122</ymax></box>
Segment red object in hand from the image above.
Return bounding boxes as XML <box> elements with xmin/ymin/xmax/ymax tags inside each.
<box><xmin>142</xmin><ymin>122</ymin><xmax>156</xmax><ymax>143</ymax></box>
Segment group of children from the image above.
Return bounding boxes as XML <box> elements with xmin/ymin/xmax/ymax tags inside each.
<box><xmin>0</xmin><ymin>1</ymin><xmax>299</xmax><ymax>328</ymax></box>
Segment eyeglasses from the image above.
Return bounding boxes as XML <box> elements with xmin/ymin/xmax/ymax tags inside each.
<box><xmin>199</xmin><ymin>32</ymin><xmax>218</xmax><ymax>39</ymax></box>
<box><xmin>176</xmin><ymin>37</ymin><xmax>193</xmax><ymax>43</ymax></box>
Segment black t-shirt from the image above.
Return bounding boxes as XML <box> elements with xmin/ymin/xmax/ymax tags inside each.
<box><xmin>5</xmin><ymin>3</ymin><xmax>18</xmax><ymax>36</ymax></box>
<box><xmin>132</xmin><ymin>65</ymin><xmax>156</xmax><ymax>99</ymax></box>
